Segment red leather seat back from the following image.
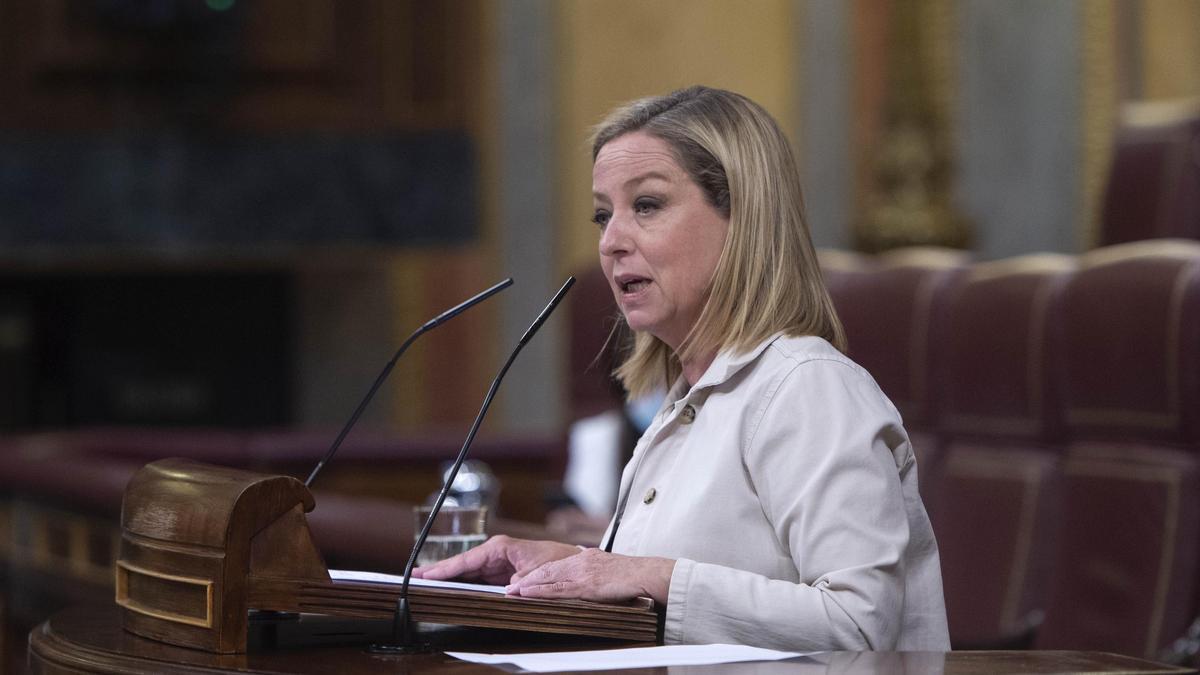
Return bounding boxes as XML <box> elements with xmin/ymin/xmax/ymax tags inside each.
<box><xmin>1100</xmin><ymin>101</ymin><xmax>1200</xmax><ymax>246</ymax></box>
<box><xmin>935</xmin><ymin>445</ymin><xmax>1059</xmax><ymax>646</ymax></box>
<box><xmin>931</xmin><ymin>256</ymin><xmax>1074</xmax><ymax>646</ymax></box>
<box><xmin>940</xmin><ymin>256</ymin><xmax>1075</xmax><ymax>442</ymax></box>
<box><xmin>1061</xmin><ymin>242</ymin><xmax>1200</xmax><ymax>445</ymax></box>
<box><xmin>1038</xmin><ymin>446</ymin><xmax>1200</xmax><ymax>657</ymax></box>
<box><xmin>566</xmin><ymin>265</ymin><xmax>624</xmax><ymax>422</ymax></box>
<box><xmin>824</xmin><ymin>247</ymin><xmax>969</xmax><ymax>430</ymax></box>
<box><xmin>817</xmin><ymin>248</ymin><xmax>876</xmax><ymax>301</ymax></box>
<box><xmin>1038</xmin><ymin>242</ymin><xmax>1200</xmax><ymax>657</ymax></box>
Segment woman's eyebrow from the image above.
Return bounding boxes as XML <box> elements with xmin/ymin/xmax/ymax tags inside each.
<box><xmin>623</xmin><ymin>170</ymin><xmax>672</xmax><ymax>188</ymax></box>
<box><xmin>593</xmin><ymin>170</ymin><xmax>673</xmax><ymax>200</ymax></box>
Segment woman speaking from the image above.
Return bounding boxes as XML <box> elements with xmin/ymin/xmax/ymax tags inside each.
<box><xmin>416</xmin><ymin>85</ymin><xmax>950</xmax><ymax>652</ymax></box>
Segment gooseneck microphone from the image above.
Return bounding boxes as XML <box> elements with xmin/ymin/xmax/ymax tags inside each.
<box><xmin>304</xmin><ymin>278</ymin><xmax>514</xmax><ymax>488</ymax></box>
<box><xmin>369</xmin><ymin>276</ymin><xmax>576</xmax><ymax>654</ymax></box>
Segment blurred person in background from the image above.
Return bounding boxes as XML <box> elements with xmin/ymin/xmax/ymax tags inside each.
<box><xmin>548</xmin><ymin>388</ymin><xmax>663</xmax><ymax>544</ymax></box>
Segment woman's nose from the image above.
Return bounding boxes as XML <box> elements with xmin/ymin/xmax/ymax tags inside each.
<box><xmin>599</xmin><ymin>213</ymin><xmax>631</xmax><ymax>257</ymax></box>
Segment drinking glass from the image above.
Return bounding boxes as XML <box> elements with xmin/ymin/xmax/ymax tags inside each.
<box><xmin>412</xmin><ymin>505</ymin><xmax>488</xmax><ymax>567</ymax></box>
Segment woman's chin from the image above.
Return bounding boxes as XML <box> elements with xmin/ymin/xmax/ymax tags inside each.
<box><xmin>622</xmin><ymin>313</ymin><xmax>656</xmax><ymax>335</ymax></box>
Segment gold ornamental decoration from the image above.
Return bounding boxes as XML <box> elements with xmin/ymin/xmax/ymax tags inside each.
<box><xmin>855</xmin><ymin>0</ymin><xmax>971</xmax><ymax>253</ymax></box>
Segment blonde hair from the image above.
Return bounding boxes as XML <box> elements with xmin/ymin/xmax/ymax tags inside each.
<box><xmin>592</xmin><ymin>85</ymin><xmax>846</xmax><ymax>398</ymax></box>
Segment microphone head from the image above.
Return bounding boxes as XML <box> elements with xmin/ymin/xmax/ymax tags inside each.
<box><xmin>425</xmin><ymin>277</ymin><xmax>514</xmax><ymax>330</ymax></box>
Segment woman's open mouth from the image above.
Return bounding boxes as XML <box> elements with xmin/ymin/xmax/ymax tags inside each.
<box><xmin>621</xmin><ymin>278</ymin><xmax>650</xmax><ymax>293</ymax></box>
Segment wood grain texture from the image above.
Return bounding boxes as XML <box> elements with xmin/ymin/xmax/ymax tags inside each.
<box><xmin>29</xmin><ymin>604</ymin><xmax>1197</xmax><ymax>675</ymax></box>
<box><xmin>117</xmin><ymin>458</ymin><xmax>656</xmax><ymax>654</ymax></box>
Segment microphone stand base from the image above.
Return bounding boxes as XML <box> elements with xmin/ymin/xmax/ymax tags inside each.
<box><xmin>366</xmin><ymin>595</ymin><xmax>429</xmax><ymax>655</ymax></box>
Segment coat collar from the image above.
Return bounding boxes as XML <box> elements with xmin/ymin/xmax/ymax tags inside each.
<box><xmin>668</xmin><ymin>331</ymin><xmax>786</xmax><ymax>400</ymax></box>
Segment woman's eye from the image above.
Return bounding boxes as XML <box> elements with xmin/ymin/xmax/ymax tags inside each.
<box><xmin>634</xmin><ymin>199</ymin><xmax>659</xmax><ymax>216</ymax></box>
<box><xmin>592</xmin><ymin>210</ymin><xmax>611</xmax><ymax>228</ymax></box>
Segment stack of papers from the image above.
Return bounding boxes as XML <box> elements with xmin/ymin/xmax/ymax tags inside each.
<box><xmin>445</xmin><ymin>644</ymin><xmax>812</xmax><ymax>672</ymax></box>
<box><xmin>329</xmin><ymin>569</ymin><xmax>507</xmax><ymax>594</ymax></box>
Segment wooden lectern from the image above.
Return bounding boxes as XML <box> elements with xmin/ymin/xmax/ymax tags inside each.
<box><xmin>115</xmin><ymin>458</ymin><xmax>658</xmax><ymax>654</ymax></box>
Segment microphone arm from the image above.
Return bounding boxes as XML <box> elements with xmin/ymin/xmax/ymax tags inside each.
<box><xmin>304</xmin><ymin>277</ymin><xmax>514</xmax><ymax>488</ymax></box>
<box><xmin>370</xmin><ymin>276</ymin><xmax>576</xmax><ymax>654</ymax></box>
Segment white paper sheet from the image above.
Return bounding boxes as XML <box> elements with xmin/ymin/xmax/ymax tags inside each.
<box><xmin>444</xmin><ymin>644</ymin><xmax>811</xmax><ymax>672</ymax></box>
<box><xmin>328</xmin><ymin>569</ymin><xmax>507</xmax><ymax>595</ymax></box>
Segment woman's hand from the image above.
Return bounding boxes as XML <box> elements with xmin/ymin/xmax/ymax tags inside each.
<box><xmin>412</xmin><ymin>535</ymin><xmax>579</xmax><ymax>586</ymax></box>
<box><xmin>506</xmin><ymin>548</ymin><xmax>676</xmax><ymax>605</ymax></box>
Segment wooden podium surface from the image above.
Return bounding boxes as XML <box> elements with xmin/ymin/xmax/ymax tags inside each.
<box><xmin>29</xmin><ymin>605</ymin><xmax>1196</xmax><ymax>674</ymax></box>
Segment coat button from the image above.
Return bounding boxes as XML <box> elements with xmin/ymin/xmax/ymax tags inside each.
<box><xmin>643</xmin><ymin>487</ymin><xmax>657</xmax><ymax>504</ymax></box>
<box><xmin>679</xmin><ymin>404</ymin><xmax>696</xmax><ymax>424</ymax></box>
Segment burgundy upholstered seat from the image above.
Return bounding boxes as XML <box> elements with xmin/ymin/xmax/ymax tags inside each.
<box><xmin>1038</xmin><ymin>241</ymin><xmax>1200</xmax><ymax>657</ymax></box>
<box><xmin>565</xmin><ymin>265</ymin><xmax>624</xmax><ymax>423</ymax></box>
<box><xmin>1099</xmin><ymin>100</ymin><xmax>1200</xmax><ymax>247</ymax></box>
<box><xmin>827</xmin><ymin>247</ymin><xmax>969</xmax><ymax>430</ymax></box>
<box><xmin>1058</xmin><ymin>241</ymin><xmax>1200</xmax><ymax>445</ymax></box>
<box><xmin>1039</xmin><ymin>445</ymin><xmax>1200</xmax><ymax>657</ymax></box>
<box><xmin>822</xmin><ymin>247</ymin><xmax>969</xmax><ymax>494</ymax></box>
<box><xmin>930</xmin><ymin>254</ymin><xmax>1075</xmax><ymax>648</ymax></box>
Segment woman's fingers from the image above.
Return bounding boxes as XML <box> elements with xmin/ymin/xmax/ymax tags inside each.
<box><xmin>413</xmin><ymin>536</ymin><xmax>581</xmax><ymax>586</ymax></box>
<box><xmin>417</xmin><ymin>544</ymin><xmax>678</xmax><ymax>605</ymax></box>
<box><xmin>413</xmin><ymin>535</ymin><xmax>517</xmax><ymax>584</ymax></box>
<box><xmin>509</xmin><ymin>578</ymin><xmax>583</xmax><ymax>599</ymax></box>
<box><xmin>508</xmin><ymin>553</ymin><xmax>618</xmax><ymax>601</ymax></box>
<box><xmin>506</xmin><ymin>549</ymin><xmax>676</xmax><ymax>604</ymax></box>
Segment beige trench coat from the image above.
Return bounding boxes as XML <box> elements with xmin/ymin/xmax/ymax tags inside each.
<box><xmin>603</xmin><ymin>334</ymin><xmax>950</xmax><ymax>651</ymax></box>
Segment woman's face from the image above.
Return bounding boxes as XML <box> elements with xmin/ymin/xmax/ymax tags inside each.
<box><xmin>593</xmin><ymin>131</ymin><xmax>730</xmax><ymax>352</ymax></box>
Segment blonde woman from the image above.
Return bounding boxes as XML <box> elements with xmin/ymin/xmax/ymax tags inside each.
<box><xmin>416</xmin><ymin>86</ymin><xmax>949</xmax><ymax>651</ymax></box>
